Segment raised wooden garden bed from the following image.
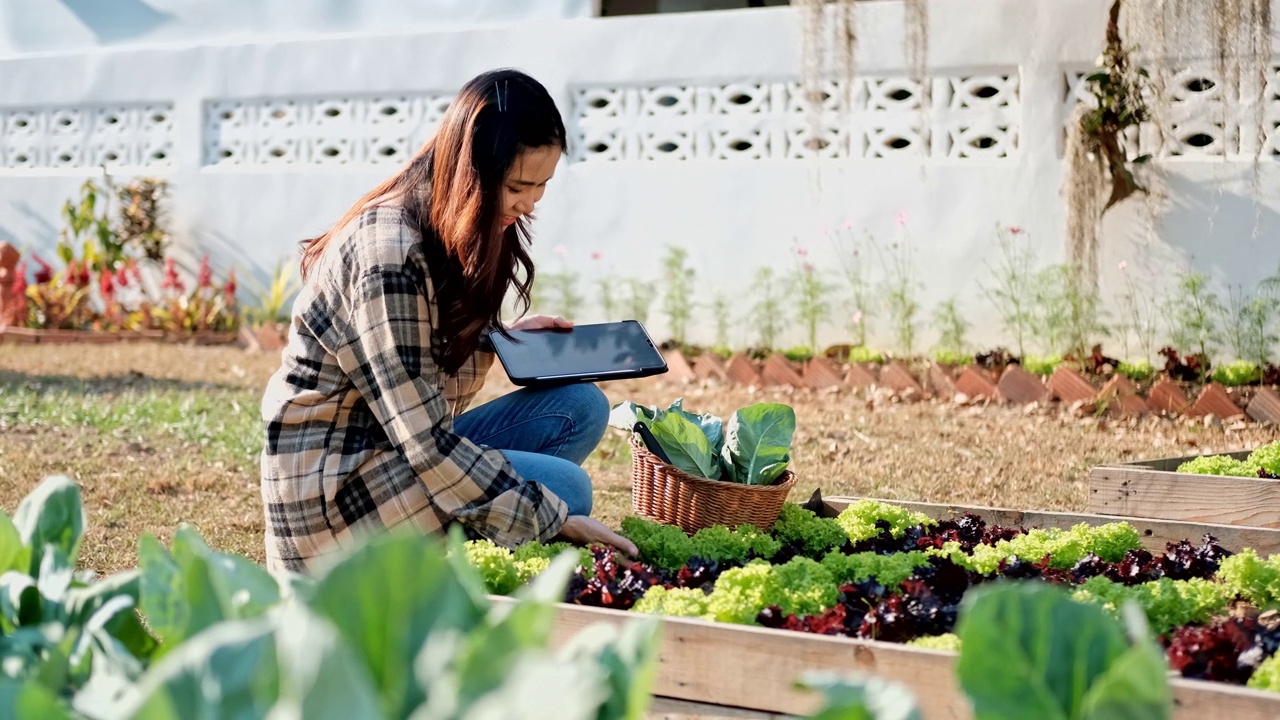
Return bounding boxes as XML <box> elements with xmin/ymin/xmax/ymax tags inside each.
<box><xmin>1089</xmin><ymin>451</ymin><xmax>1280</xmax><ymax>529</ymax></box>
<box><xmin>0</xmin><ymin>327</ymin><xmax>239</xmax><ymax>346</ymax></box>
<box><xmin>499</xmin><ymin>496</ymin><xmax>1280</xmax><ymax>719</ymax></box>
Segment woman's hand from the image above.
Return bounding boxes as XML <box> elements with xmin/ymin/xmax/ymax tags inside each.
<box><xmin>557</xmin><ymin>516</ymin><xmax>639</xmax><ymax>558</ymax></box>
<box><xmin>506</xmin><ymin>314</ymin><xmax>573</xmax><ymax>332</ymax></box>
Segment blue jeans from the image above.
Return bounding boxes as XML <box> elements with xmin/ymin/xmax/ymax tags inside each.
<box><xmin>454</xmin><ymin>383</ymin><xmax>607</xmax><ymax>517</ymax></box>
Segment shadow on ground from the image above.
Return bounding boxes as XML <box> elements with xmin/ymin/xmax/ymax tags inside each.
<box><xmin>0</xmin><ymin>370</ymin><xmax>244</xmax><ymax>395</ymax></box>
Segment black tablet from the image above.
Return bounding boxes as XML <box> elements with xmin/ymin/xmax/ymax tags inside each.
<box><xmin>488</xmin><ymin>320</ymin><xmax>669</xmax><ymax>386</ymax></box>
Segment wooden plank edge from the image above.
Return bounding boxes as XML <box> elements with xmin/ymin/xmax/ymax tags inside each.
<box><xmin>820</xmin><ymin>496</ymin><xmax>1280</xmax><ymax>555</ymax></box>
<box><xmin>493</xmin><ymin>597</ymin><xmax>1280</xmax><ymax>720</ymax></box>
<box><xmin>1087</xmin><ymin>466</ymin><xmax>1280</xmax><ymax>530</ymax></box>
<box><xmin>647</xmin><ymin>697</ymin><xmax>788</xmax><ymax>719</ymax></box>
<box><xmin>492</xmin><ymin>597</ymin><xmax>969</xmax><ymax>718</ymax></box>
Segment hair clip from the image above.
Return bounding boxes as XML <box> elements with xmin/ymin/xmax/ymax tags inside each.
<box><xmin>495</xmin><ymin>80</ymin><xmax>507</xmax><ymax>112</ymax></box>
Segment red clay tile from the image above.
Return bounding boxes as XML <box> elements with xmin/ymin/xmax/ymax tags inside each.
<box><xmin>693</xmin><ymin>352</ymin><xmax>729</xmax><ymax>381</ymax></box>
<box><xmin>1098</xmin><ymin>375</ymin><xmax>1148</xmax><ymax>416</ymax></box>
<box><xmin>998</xmin><ymin>364</ymin><xmax>1048</xmax><ymax>405</ymax></box>
<box><xmin>663</xmin><ymin>348</ymin><xmax>698</xmax><ymax>383</ymax></box>
<box><xmin>1186</xmin><ymin>382</ymin><xmax>1245</xmax><ymax>419</ymax></box>
<box><xmin>804</xmin><ymin>356</ymin><xmax>844</xmax><ymax>391</ymax></box>
<box><xmin>1146</xmin><ymin>377</ymin><xmax>1191</xmax><ymax>415</ymax></box>
<box><xmin>1247</xmin><ymin>386</ymin><xmax>1280</xmax><ymax>425</ymax></box>
<box><xmin>1046</xmin><ymin>367</ymin><xmax>1096</xmax><ymax>405</ymax></box>
<box><xmin>725</xmin><ymin>353</ymin><xmax>763</xmax><ymax>387</ymax></box>
<box><xmin>927</xmin><ymin>363</ymin><xmax>958</xmax><ymax>400</ymax></box>
<box><xmin>761</xmin><ymin>353</ymin><xmax>805</xmax><ymax>387</ymax></box>
<box><xmin>954</xmin><ymin>366</ymin><xmax>1000</xmax><ymax>400</ymax></box>
<box><xmin>879</xmin><ymin>360</ymin><xmax>924</xmax><ymax>396</ymax></box>
<box><xmin>843</xmin><ymin>363</ymin><xmax>878</xmax><ymax>390</ymax></box>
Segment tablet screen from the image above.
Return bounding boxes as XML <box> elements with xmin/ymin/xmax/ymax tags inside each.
<box><xmin>489</xmin><ymin>320</ymin><xmax>668</xmax><ymax>385</ymax></box>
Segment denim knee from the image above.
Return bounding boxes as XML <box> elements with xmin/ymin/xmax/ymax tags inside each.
<box><xmin>561</xmin><ymin>464</ymin><xmax>594</xmax><ymax>516</ymax></box>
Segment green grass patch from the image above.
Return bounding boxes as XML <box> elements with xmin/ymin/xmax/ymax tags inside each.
<box><xmin>0</xmin><ymin>382</ymin><xmax>262</xmax><ymax>472</ymax></box>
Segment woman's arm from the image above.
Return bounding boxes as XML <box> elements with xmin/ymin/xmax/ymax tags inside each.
<box><xmin>334</xmin><ymin>265</ymin><xmax>568</xmax><ymax>546</ymax></box>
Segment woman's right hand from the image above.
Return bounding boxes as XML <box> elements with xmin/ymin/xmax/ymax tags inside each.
<box><xmin>557</xmin><ymin>516</ymin><xmax>639</xmax><ymax>558</ymax></box>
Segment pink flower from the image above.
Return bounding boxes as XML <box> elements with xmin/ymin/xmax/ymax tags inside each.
<box><xmin>553</xmin><ymin>245</ymin><xmax>567</xmax><ymax>256</ymax></box>
<box><xmin>795</xmin><ymin>245</ymin><xmax>809</xmax><ymax>257</ymax></box>
<box><xmin>895</xmin><ymin>211</ymin><xmax>908</xmax><ymax>228</ymax></box>
<box><xmin>197</xmin><ymin>255</ymin><xmax>213</xmax><ymax>289</ymax></box>
<box><xmin>224</xmin><ymin>269</ymin><xmax>237</xmax><ymax>301</ymax></box>
<box><xmin>1008</xmin><ymin>226</ymin><xmax>1025</xmax><ymax>235</ymax></box>
<box><xmin>1118</xmin><ymin>260</ymin><xmax>1129</xmax><ymax>271</ymax></box>
<box><xmin>803</xmin><ymin>262</ymin><xmax>815</xmax><ymax>274</ymax></box>
<box><xmin>820</xmin><ymin>226</ymin><xmax>832</xmax><ymax>237</ymax></box>
<box><xmin>852</xmin><ymin>310</ymin><xmax>864</xmax><ymax>324</ymax></box>
<box><xmin>841</xmin><ymin>219</ymin><xmax>855</xmax><ymax>231</ymax></box>
<box><xmin>590</xmin><ymin>252</ymin><xmax>603</xmax><ymax>261</ymax></box>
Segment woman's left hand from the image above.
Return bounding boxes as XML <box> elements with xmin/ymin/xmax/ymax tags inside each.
<box><xmin>506</xmin><ymin>315</ymin><xmax>573</xmax><ymax>332</ymax></box>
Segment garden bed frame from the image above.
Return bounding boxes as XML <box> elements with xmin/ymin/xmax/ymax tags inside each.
<box><xmin>498</xmin><ymin>496</ymin><xmax>1280</xmax><ymax>719</ymax></box>
<box><xmin>1089</xmin><ymin>451</ymin><xmax>1280</xmax><ymax>529</ymax></box>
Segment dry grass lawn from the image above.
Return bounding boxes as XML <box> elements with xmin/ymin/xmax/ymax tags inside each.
<box><xmin>2</xmin><ymin>343</ymin><xmax>1277</xmax><ymax>575</ymax></box>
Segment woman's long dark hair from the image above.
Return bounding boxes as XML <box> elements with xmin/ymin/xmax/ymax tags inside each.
<box><xmin>299</xmin><ymin>68</ymin><xmax>567</xmax><ymax>374</ymax></box>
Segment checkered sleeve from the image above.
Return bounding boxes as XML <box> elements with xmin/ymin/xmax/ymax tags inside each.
<box><xmin>337</xmin><ymin>265</ymin><xmax>568</xmax><ymax>546</ymax></box>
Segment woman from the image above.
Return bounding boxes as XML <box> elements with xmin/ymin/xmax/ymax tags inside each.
<box><xmin>259</xmin><ymin>68</ymin><xmax>637</xmax><ymax>573</ymax></box>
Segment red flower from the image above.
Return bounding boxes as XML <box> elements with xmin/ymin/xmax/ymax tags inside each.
<box><xmin>77</xmin><ymin>263</ymin><xmax>91</xmax><ymax>287</ymax></box>
<box><xmin>99</xmin><ymin>269</ymin><xmax>115</xmax><ymax>300</ymax></box>
<box><xmin>31</xmin><ymin>255</ymin><xmax>53</xmax><ymax>285</ymax></box>
<box><xmin>64</xmin><ymin>260</ymin><xmax>80</xmax><ymax>287</ymax></box>
<box><xmin>161</xmin><ymin>258</ymin><xmax>185</xmax><ymax>293</ymax></box>
<box><xmin>115</xmin><ymin>265</ymin><xmax>130</xmax><ymax>287</ymax></box>
<box><xmin>590</xmin><ymin>252</ymin><xmax>603</xmax><ymax>261</ymax></box>
<box><xmin>198</xmin><ymin>255</ymin><xmax>213</xmax><ymax>289</ymax></box>
<box><xmin>223</xmin><ymin>269</ymin><xmax>237</xmax><ymax>302</ymax></box>
<box><xmin>11</xmin><ymin>262</ymin><xmax>27</xmax><ymax>298</ymax></box>
<box><xmin>1008</xmin><ymin>226</ymin><xmax>1025</xmax><ymax>235</ymax></box>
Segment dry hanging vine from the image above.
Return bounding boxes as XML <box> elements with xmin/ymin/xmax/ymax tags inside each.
<box><xmin>1065</xmin><ymin>0</ymin><xmax>1274</xmax><ymax>288</ymax></box>
<box><xmin>798</xmin><ymin>0</ymin><xmax>929</xmax><ymax>152</ymax></box>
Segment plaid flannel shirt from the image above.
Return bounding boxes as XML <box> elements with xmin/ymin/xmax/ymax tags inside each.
<box><xmin>259</xmin><ymin>204</ymin><xmax>568</xmax><ymax>573</ymax></box>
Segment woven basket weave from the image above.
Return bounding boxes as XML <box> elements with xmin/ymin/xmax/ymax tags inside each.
<box><xmin>629</xmin><ymin>438</ymin><xmax>797</xmax><ymax>533</ymax></box>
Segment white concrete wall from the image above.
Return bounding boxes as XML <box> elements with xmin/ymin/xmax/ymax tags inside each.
<box><xmin>0</xmin><ymin>0</ymin><xmax>596</xmax><ymax>57</ymax></box>
<box><xmin>1</xmin><ymin>0</ymin><xmax>1278</xmax><ymax>357</ymax></box>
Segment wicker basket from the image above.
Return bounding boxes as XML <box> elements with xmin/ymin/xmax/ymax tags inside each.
<box><xmin>629</xmin><ymin>438</ymin><xmax>798</xmax><ymax>533</ymax></box>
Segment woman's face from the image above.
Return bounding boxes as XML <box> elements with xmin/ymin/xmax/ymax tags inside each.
<box><xmin>500</xmin><ymin>145</ymin><xmax>559</xmax><ymax>229</ymax></box>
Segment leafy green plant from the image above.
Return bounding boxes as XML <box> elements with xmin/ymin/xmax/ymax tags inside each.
<box><xmin>711</xmin><ymin>291</ymin><xmax>732</xmax><ymax>349</ymax></box>
<box><xmin>796</xmin><ymin>583</ymin><xmax>1171</xmax><ymax>720</ymax></box>
<box><xmin>1117</xmin><ymin>360</ymin><xmax>1155</xmax><ymax>382</ymax></box>
<box><xmin>793</xmin><ymin>245</ymin><xmax>834</xmax><ymax>355</ymax></box>
<box><xmin>597</xmin><ymin>278</ymin><xmax>618</xmax><ymax>322</ymax></box>
<box><xmin>979</xmin><ymin>225</ymin><xmax>1038</xmax><ymax>357</ymax></box>
<box><xmin>661</xmin><ymin>246</ymin><xmax>695</xmax><ymax>345</ymax></box>
<box><xmin>1116</xmin><ymin>260</ymin><xmax>1163</xmax><ymax>364</ymax></box>
<box><xmin>1211</xmin><ymin>360</ymin><xmax>1262</xmax><ymax>387</ymax></box>
<box><xmin>933</xmin><ymin>349</ymin><xmax>974</xmax><ymax>367</ymax></box>
<box><xmin>241</xmin><ymin>260</ymin><xmax>302</xmax><ymax>328</ymax></box>
<box><xmin>115</xmin><ymin>177</ymin><xmax>170</xmax><ymax>262</ymax></box>
<box><xmin>1223</xmin><ymin>285</ymin><xmax>1277</xmax><ymax>368</ymax></box>
<box><xmin>1033</xmin><ymin>265</ymin><xmax>1107</xmax><ymax>360</ymax></box>
<box><xmin>1170</xmin><ymin>271</ymin><xmax>1224</xmax><ymax>367</ymax></box>
<box><xmin>846</xmin><ymin>346</ymin><xmax>884</xmax><ymax>364</ymax></box>
<box><xmin>1022</xmin><ymin>355</ymin><xmax>1063</xmax><ymax>377</ymax></box>
<box><xmin>932</xmin><ymin>298</ymin><xmax>969</xmax><ymax>359</ymax></box>
<box><xmin>609</xmin><ymin>398</ymin><xmax>795</xmax><ymax>486</ymax></box>
<box><xmin>956</xmin><ymin>582</ymin><xmax>1171</xmax><ymax>720</ymax></box>
<box><xmin>0</xmin><ymin>475</ymin><xmax>661</xmax><ymax>720</ymax></box>
<box><xmin>621</xmin><ymin>278</ymin><xmax>656</xmax><ymax>325</ymax></box>
<box><xmin>59</xmin><ymin>177</ymin><xmax>124</xmax><ymax>271</ymax></box>
<box><xmin>831</xmin><ymin>226</ymin><xmax>877</xmax><ymax>348</ymax></box>
<box><xmin>784</xmin><ymin>346</ymin><xmax>815</xmax><ymax>362</ymax></box>
<box><xmin>750</xmin><ymin>266</ymin><xmax>788</xmax><ymax>351</ymax></box>
<box><xmin>879</xmin><ymin>240</ymin><xmax>921</xmax><ymax>358</ymax></box>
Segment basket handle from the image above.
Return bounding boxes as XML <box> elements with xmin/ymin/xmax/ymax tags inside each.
<box><xmin>632</xmin><ymin>421</ymin><xmax>674</xmax><ymax>465</ymax></box>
